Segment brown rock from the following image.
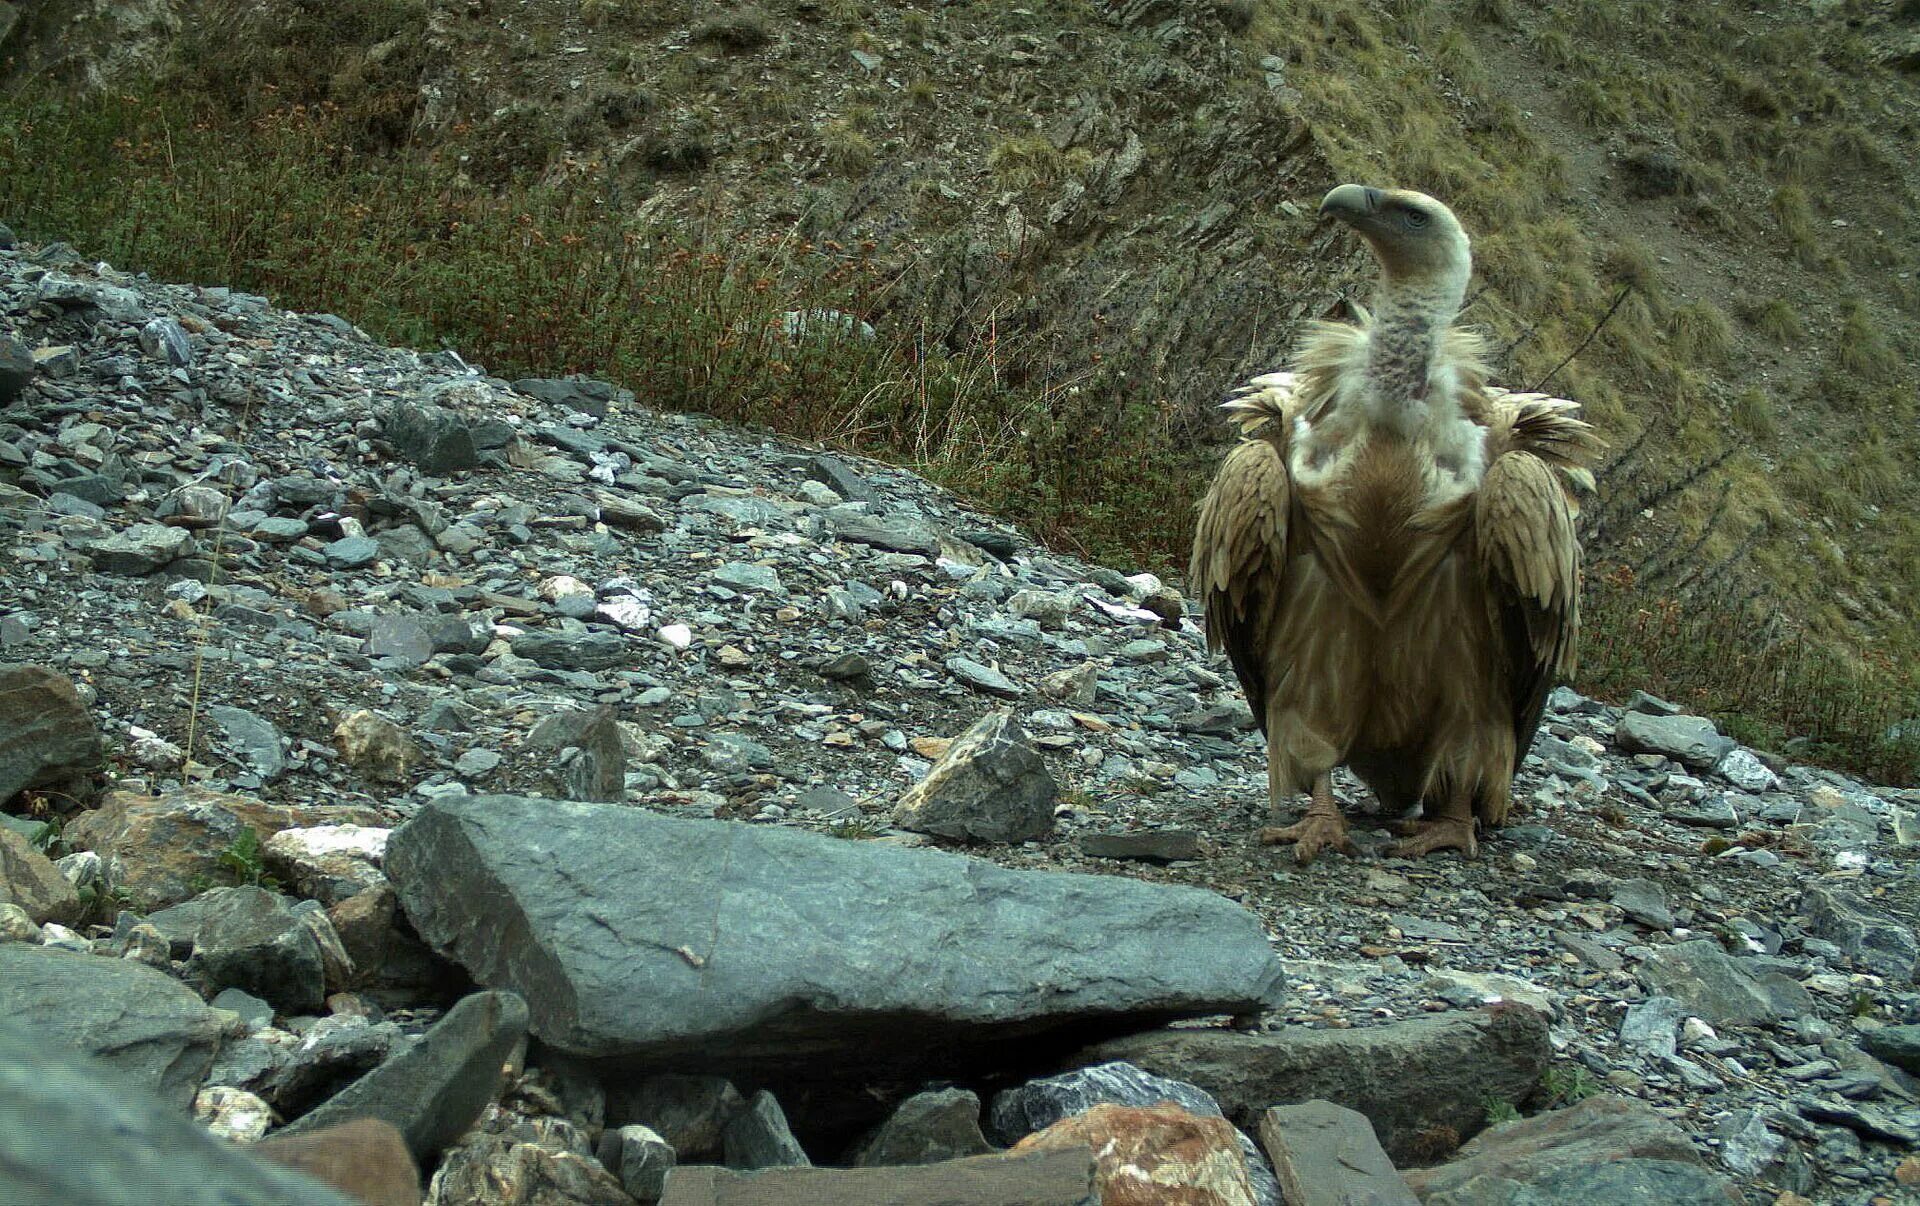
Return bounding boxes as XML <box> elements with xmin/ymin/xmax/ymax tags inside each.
<box><xmin>0</xmin><ymin>825</ymin><xmax>81</xmax><ymax>924</ymax></box>
<box><xmin>334</xmin><ymin>710</ymin><xmax>424</xmax><ymax>783</ymax></box>
<box><xmin>1258</xmin><ymin>1101</ymin><xmax>1416</xmax><ymax>1206</ymax></box>
<box><xmin>258</xmin><ymin>1118</ymin><xmax>422</xmax><ymax>1206</ymax></box>
<box><xmin>658</xmin><ymin>1148</ymin><xmax>1099</xmax><ymax>1206</ymax></box>
<box><xmin>1077</xmin><ymin>1005</ymin><xmax>1550</xmax><ymax>1164</ymax></box>
<box><xmin>328</xmin><ymin>883</ymin><xmax>398</xmax><ymax>986</ymax></box>
<box><xmin>1011</xmin><ymin>1102</ymin><xmax>1256</xmax><ymax>1206</ymax></box>
<box><xmin>0</xmin><ymin>662</ymin><xmax>102</xmax><ymax>805</ymax></box>
<box><xmin>1401</xmin><ymin>1095</ymin><xmax>1701</xmax><ymax>1199</ymax></box>
<box><xmin>65</xmin><ymin>788</ymin><xmax>378</xmax><ymax>911</ymax></box>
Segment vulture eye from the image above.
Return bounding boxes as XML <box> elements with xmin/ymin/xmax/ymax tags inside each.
<box><xmin>1404</xmin><ymin>208</ymin><xmax>1432</xmax><ymax>229</ymax></box>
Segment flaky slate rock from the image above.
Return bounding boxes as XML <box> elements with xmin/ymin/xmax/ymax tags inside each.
<box><xmin>388</xmin><ymin>795</ymin><xmax>1283</xmax><ymax>1073</ymax></box>
<box><xmin>894</xmin><ymin>711</ymin><xmax>1057</xmax><ymax>843</ymax></box>
<box><xmin>83</xmin><ymin>522</ymin><xmax>194</xmax><ymax>574</ymax></box>
<box><xmin>0</xmin><ymin>1020</ymin><xmax>359</xmax><ymax>1206</ymax></box>
<box><xmin>157</xmin><ymin>884</ymin><xmax>328</xmax><ymax>1013</ymax></box>
<box><xmin>1613</xmin><ymin>712</ymin><xmax>1734</xmax><ymax>769</ymax></box>
<box><xmin>0</xmin><ymin>943</ymin><xmax>225</xmax><ymax>1109</ymax></box>
<box><xmin>1403</xmin><ymin>1095</ymin><xmax>1708</xmax><ymax>1201</ymax></box>
<box><xmin>1424</xmin><ymin>1159</ymin><xmax>1734</xmax><ymax>1206</ymax></box>
<box><xmin>1860</xmin><ymin>1024</ymin><xmax>1920</xmax><ymax>1075</ymax></box>
<box><xmin>1800</xmin><ymin>884</ymin><xmax>1919</xmax><ymax>981</ymax></box>
<box><xmin>280</xmin><ymin>990</ymin><xmax>528</xmax><ymax>1163</ymax></box>
<box><xmin>1077</xmin><ymin>1006</ymin><xmax>1549</xmax><ymax>1164</ymax></box>
<box><xmin>0</xmin><ymin>662</ymin><xmax>101</xmax><ymax>804</ymax></box>
<box><xmin>1636</xmin><ymin>939</ymin><xmax>1793</xmax><ymax>1027</ymax></box>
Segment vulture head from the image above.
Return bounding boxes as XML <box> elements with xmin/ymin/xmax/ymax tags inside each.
<box><xmin>1320</xmin><ymin>184</ymin><xmax>1472</xmax><ymax>314</ymax></box>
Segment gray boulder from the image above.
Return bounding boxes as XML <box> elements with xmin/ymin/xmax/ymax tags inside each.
<box><xmin>1637</xmin><ymin>939</ymin><xmax>1801</xmax><ymax>1027</ymax></box>
<box><xmin>0</xmin><ymin>944</ymin><xmax>224</xmax><ymax>1109</ymax></box>
<box><xmin>1076</xmin><ymin>1006</ymin><xmax>1550</xmax><ymax>1164</ymax></box>
<box><xmin>384</xmin><ymin>399</ymin><xmax>478</xmax><ymax>475</ymax></box>
<box><xmin>851</xmin><ymin>1088</ymin><xmax>995</xmax><ymax>1166</ymax></box>
<box><xmin>279</xmin><ymin>989</ymin><xmax>527</xmax><ymax>1163</ymax></box>
<box><xmin>0</xmin><ymin>1020</ymin><xmax>357</xmax><ymax>1206</ymax></box>
<box><xmin>1405</xmin><ymin>1095</ymin><xmax>1716</xmax><ymax>1202</ymax></box>
<box><xmin>387</xmin><ymin>795</ymin><xmax>1282</xmax><ymax>1076</ymax></box>
<box><xmin>153</xmin><ymin>885</ymin><xmax>328</xmax><ymax>1013</ymax></box>
<box><xmin>894</xmin><ymin>711</ymin><xmax>1057</xmax><ymax>843</ymax></box>
<box><xmin>1801</xmin><ymin>884</ymin><xmax>1918</xmax><ymax>981</ymax></box>
<box><xmin>1613</xmin><ymin>712</ymin><xmax>1733</xmax><ymax>769</ymax></box>
<box><xmin>0</xmin><ymin>662</ymin><xmax>102</xmax><ymax>804</ymax></box>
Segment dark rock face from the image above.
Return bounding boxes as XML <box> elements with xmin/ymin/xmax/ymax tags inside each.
<box><xmin>0</xmin><ymin>1020</ymin><xmax>361</xmax><ymax>1206</ymax></box>
<box><xmin>387</xmin><ymin>795</ymin><xmax>1283</xmax><ymax>1077</ymax></box>
<box><xmin>279</xmin><ymin>989</ymin><xmax>528</xmax><ymax>1163</ymax></box>
<box><xmin>606</xmin><ymin>1074</ymin><xmax>747</xmax><ymax>1163</ymax></box>
<box><xmin>154</xmin><ymin>884</ymin><xmax>329</xmax><ymax>1013</ymax></box>
<box><xmin>657</xmin><ymin>1149</ymin><xmax>1099</xmax><ymax>1206</ymax></box>
<box><xmin>0</xmin><ymin>944</ymin><xmax>225</xmax><ymax>1110</ymax></box>
<box><xmin>850</xmin><ymin>1088</ymin><xmax>995</xmax><ymax>1166</ymax></box>
<box><xmin>0</xmin><ymin>662</ymin><xmax>101</xmax><ymax>804</ymax></box>
<box><xmin>384</xmin><ymin>399</ymin><xmax>478</xmax><ymax>476</ymax></box>
<box><xmin>1077</xmin><ymin>1006</ymin><xmax>1551</xmax><ymax>1164</ymax></box>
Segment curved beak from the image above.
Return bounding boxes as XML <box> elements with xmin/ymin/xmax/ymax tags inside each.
<box><xmin>1319</xmin><ymin>184</ymin><xmax>1383</xmax><ymax>225</ymax></box>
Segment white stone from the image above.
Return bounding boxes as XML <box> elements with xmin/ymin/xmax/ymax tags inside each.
<box><xmin>265</xmin><ymin>824</ymin><xmax>389</xmax><ymax>865</ymax></box>
<box><xmin>1715</xmin><ymin>748</ymin><xmax>1780</xmax><ymax>793</ymax></box>
<box><xmin>657</xmin><ymin>623</ymin><xmax>693</xmax><ymax>650</ymax></box>
<box><xmin>195</xmin><ymin>1086</ymin><xmax>272</xmax><ymax>1143</ymax></box>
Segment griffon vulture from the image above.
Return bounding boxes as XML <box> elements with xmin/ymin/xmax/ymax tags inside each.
<box><xmin>1190</xmin><ymin>185</ymin><xmax>1601</xmax><ymax>860</ymax></box>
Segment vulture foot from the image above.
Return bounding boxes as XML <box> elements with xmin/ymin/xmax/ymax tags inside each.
<box><xmin>1259</xmin><ymin>812</ymin><xmax>1357</xmax><ymax>864</ymax></box>
<box><xmin>1387</xmin><ymin>817</ymin><xmax>1478</xmax><ymax>859</ymax></box>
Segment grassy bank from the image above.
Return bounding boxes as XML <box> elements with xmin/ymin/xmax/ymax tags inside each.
<box><xmin>1</xmin><ymin>88</ymin><xmax>1914</xmax><ymax>783</ymax></box>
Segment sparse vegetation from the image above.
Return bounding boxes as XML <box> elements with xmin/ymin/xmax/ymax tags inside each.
<box><xmin>3</xmin><ymin>0</ymin><xmax>1917</xmax><ymax>787</ymax></box>
<box><xmin>821</xmin><ymin>119</ymin><xmax>876</xmax><ymax>175</ymax></box>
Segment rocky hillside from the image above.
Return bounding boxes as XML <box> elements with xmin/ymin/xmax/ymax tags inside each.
<box><xmin>3</xmin><ymin>234</ymin><xmax>1920</xmax><ymax>1201</ymax></box>
<box><xmin>4</xmin><ymin>0</ymin><xmax>1920</xmax><ymax>778</ymax></box>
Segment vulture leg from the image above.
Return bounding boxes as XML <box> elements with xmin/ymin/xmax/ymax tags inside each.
<box><xmin>1387</xmin><ymin>787</ymin><xmax>1478</xmax><ymax>859</ymax></box>
<box><xmin>1258</xmin><ymin>773</ymin><xmax>1356</xmax><ymax>864</ymax></box>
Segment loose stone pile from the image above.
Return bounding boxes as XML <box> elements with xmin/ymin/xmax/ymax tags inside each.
<box><xmin>1</xmin><ymin>242</ymin><xmax>1917</xmax><ymax>1204</ymax></box>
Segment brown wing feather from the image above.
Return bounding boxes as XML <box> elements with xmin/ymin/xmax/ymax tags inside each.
<box><xmin>1191</xmin><ymin>431</ymin><xmax>1293</xmax><ymax>736</ymax></box>
<box><xmin>1476</xmin><ymin>449</ymin><xmax>1581</xmax><ymax>769</ymax></box>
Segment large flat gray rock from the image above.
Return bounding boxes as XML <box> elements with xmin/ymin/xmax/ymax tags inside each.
<box><xmin>0</xmin><ymin>944</ymin><xmax>226</xmax><ymax>1110</ymax></box>
<box><xmin>0</xmin><ymin>1021</ymin><xmax>357</xmax><ymax>1206</ymax></box>
<box><xmin>387</xmin><ymin>795</ymin><xmax>1282</xmax><ymax>1074</ymax></box>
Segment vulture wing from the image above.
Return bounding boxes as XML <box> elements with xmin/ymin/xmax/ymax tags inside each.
<box><xmin>1475</xmin><ymin>447</ymin><xmax>1581</xmax><ymax>770</ymax></box>
<box><xmin>1191</xmin><ymin>377</ymin><xmax>1298</xmax><ymax>737</ymax></box>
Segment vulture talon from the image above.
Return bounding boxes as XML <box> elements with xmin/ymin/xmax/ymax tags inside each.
<box><xmin>1386</xmin><ymin>818</ymin><xmax>1478</xmax><ymax>859</ymax></box>
<box><xmin>1258</xmin><ymin>814</ymin><xmax>1357</xmax><ymax>864</ymax></box>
